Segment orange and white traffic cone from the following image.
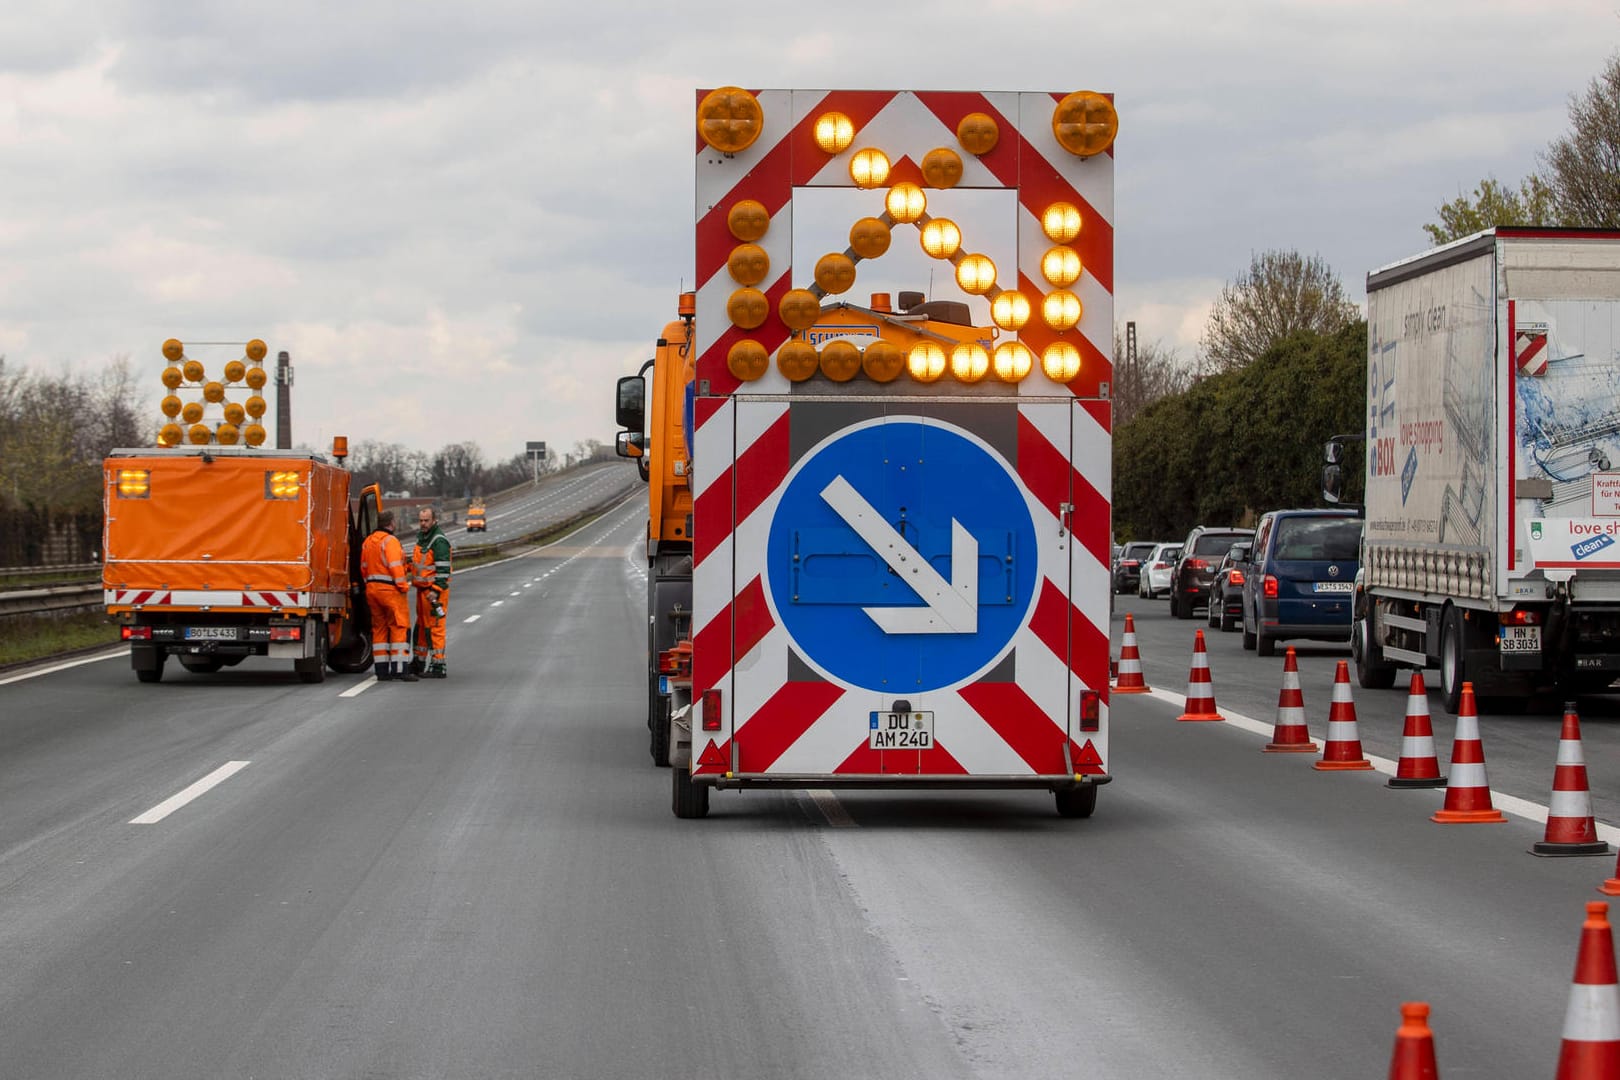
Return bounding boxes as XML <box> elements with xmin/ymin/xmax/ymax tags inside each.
<box><xmin>1388</xmin><ymin>671</ymin><xmax>1446</xmax><ymax>789</ymax></box>
<box><xmin>1600</xmin><ymin>853</ymin><xmax>1620</xmax><ymax>897</ymax></box>
<box><xmin>1313</xmin><ymin>660</ymin><xmax>1373</xmax><ymax>770</ymax></box>
<box><xmin>1176</xmin><ymin>629</ymin><xmax>1223</xmax><ymax>721</ymax></box>
<box><xmin>1431</xmin><ymin>682</ymin><xmax>1506</xmax><ymax>823</ymax></box>
<box><xmin>1264</xmin><ymin>646</ymin><xmax>1318</xmax><ymax>752</ymax></box>
<box><xmin>1387</xmin><ymin>1001</ymin><xmax>1440</xmax><ymax>1080</ymax></box>
<box><xmin>1114</xmin><ymin>613</ymin><xmax>1151</xmax><ymax>694</ymax></box>
<box><xmin>1534</xmin><ymin>704</ymin><xmax>1612</xmax><ymax>857</ymax></box>
<box><xmin>1555</xmin><ymin>901</ymin><xmax>1620</xmax><ymax>1078</ymax></box>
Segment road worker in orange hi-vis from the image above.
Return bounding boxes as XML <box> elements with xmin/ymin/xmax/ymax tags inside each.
<box><xmin>410</xmin><ymin>505</ymin><xmax>453</xmax><ymax>678</ymax></box>
<box><xmin>360</xmin><ymin>509</ymin><xmax>416</xmax><ymax>682</ymax></box>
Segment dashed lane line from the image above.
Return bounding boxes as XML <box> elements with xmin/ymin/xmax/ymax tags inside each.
<box><xmin>130</xmin><ymin>761</ymin><xmax>251</xmax><ymax>825</ymax></box>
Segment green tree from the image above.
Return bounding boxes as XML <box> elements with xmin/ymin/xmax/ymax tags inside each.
<box><xmin>1199</xmin><ymin>250</ymin><xmax>1358</xmax><ymax>374</ymax></box>
<box><xmin>1423</xmin><ymin>176</ymin><xmax>1558</xmax><ymax>245</ymax></box>
<box><xmin>1114</xmin><ymin>321</ymin><xmax>1366</xmax><ymax>543</ymax></box>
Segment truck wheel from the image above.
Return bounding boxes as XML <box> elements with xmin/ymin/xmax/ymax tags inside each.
<box><xmin>672</xmin><ymin>766</ymin><xmax>710</xmax><ymax>819</ymax></box>
<box><xmin>1440</xmin><ymin>606</ymin><xmax>1466</xmax><ymax>714</ymax></box>
<box><xmin>326</xmin><ymin>632</ymin><xmax>373</xmax><ymax>675</ymax></box>
<box><xmin>650</xmin><ymin>696</ymin><xmax>672</xmax><ymax>768</ymax></box>
<box><xmin>178</xmin><ymin>656</ymin><xmax>225</xmax><ymax>674</ymax></box>
<box><xmin>1352</xmin><ymin>615</ymin><xmax>1397</xmax><ymax>689</ymax></box>
<box><xmin>1055</xmin><ymin>785</ymin><xmax>1097</xmax><ymax>819</ymax></box>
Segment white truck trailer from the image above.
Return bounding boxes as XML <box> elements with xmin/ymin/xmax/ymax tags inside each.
<box><xmin>1339</xmin><ymin>227</ymin><xmax>1620</xmax><ymax>712</ymax></box>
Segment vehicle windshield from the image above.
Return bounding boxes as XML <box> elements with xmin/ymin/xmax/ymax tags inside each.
<box><xmin>1274</xmin><ymin>517</ymin><xmax>1362</xmax><ymax>561</ymax></box>
<box><xmin>1193</xmin><ymin>533</ymin><xmax>1247</xmax><ymax>555</ymax></box>
<box><xmin>1122</xmin><ymin>543</ymin><xmax>1156</xmax><ymax>561</ymax></box>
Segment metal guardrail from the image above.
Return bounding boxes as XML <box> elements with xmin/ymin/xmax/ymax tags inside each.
<box><xmin>0</xmin><ymin>562</ymin><xmax>100</xmax><ymax>580</ymax></box>
<box><xmin>0</xmin><ymin>584</ymin><xmax>103</xmax><ymax>618</ymax></box>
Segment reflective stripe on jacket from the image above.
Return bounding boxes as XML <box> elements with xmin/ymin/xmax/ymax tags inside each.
<box><xmin>361</xmin><ymin>530</ymin><xmax>408</xmax><ymax>590</ymax></box>
<box><xmin>412</xmin><ymin>525</ymin><xmax>453</xmax><ymax>589</ymax></box>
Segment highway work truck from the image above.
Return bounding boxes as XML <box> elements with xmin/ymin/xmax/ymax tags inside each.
<box><xmin>103</xmin><ymin>339</ymin><xmax>380</xmax><ymax>683</ymax></box>
<box><xmin>616</xmin><ymin>87</ymin><xmax>1117</xmax><ymax>818</ymax></box>
<box><xmin>1332</xmin><ymin>228</ymin><xmax>1620</xmax><ymax>712</ymax></box>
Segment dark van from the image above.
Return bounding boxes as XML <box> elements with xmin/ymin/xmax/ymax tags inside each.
<box><xmin>1241</xmin><ymin>509</ymin><xmax>1363</xmax><ymax>657</ymax></box>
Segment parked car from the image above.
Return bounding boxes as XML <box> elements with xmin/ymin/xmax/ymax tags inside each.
<box><xmin>1206</xmin><ymin>540</ymin><xmax>1253</xmax><ymax>632</ymax></box>
<box><xmin>1241</xmin><ymin>508</ymin><xmax>1363</xmax><ymax>657</ymax></box>
<box><xmin>1112</xmin><ymin>541</ymin><xmax>1160</xmax><ymax>595</ymax></box>
<box><xmin>1138</xmin><ymin>543</ymin><xmax>1180</xmax><ymax>599</ymax></box>
<box><xmin>1169</xmin><ymin>526</ymin><xmax>1253</xmax><ymax>619</ymax></box>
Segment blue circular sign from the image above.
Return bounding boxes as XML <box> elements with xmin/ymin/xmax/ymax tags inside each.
<box><xmin>764</xmin><ymin>418</ymin><xmax>1039</xmax><ymax>694</ymax></box>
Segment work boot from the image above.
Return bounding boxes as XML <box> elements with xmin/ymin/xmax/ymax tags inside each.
<box><xmin>425</xmin><ymin>663</ymin><xmax>447</xmax><ymax>679</ymax></box>
<box><xmin>399</xmin><ymin>671</ymin><xmax>420</xmax><ymax>682</ymax></box>
<box><xmin>409</xmin><ymin>658</ymin><xmax>425</xmax><ymax>676</ymax></box>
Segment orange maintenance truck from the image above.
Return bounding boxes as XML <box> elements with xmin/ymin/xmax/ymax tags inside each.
<box><xmin>102</xmin><ymin>338</ymin><xmax>380</xmax><ymax>683</ymax></box>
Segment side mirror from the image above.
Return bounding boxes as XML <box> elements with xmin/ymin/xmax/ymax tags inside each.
<box><xmin>1324</xmin><ymin>440</ymin><xmax>1343</xmax><ymax>466</ymax></box>
<box><xmin>616</xmin><ymin>431</ymin><xmax>645</xmax><ymax>459</ymax></box>
<box><xmin>616</xmin><ymin>375</ymin><xmax>646</xmax><ymax>432</ymax></box>
<box><xmin>1323</xmin><ymin>464</ymin><xmax>1343</xmax><ymax>504</ymax></box>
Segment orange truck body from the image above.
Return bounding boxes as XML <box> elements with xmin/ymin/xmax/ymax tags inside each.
<box><xmin>103</xmin><ymin>447</ymin><xmax>377</xmax><ymax>682</ymax></box>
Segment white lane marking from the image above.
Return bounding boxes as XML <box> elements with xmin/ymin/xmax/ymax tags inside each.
<box><xmin>806</xmin><ymin>789</ymin><xmax>857</xmax><ymax>828</ymax></box>
<box><xmin>523</xmin><ymin>583</ymin><xmax>533</xmax><ymax>588</ymax></box>
<box><xmin>130</xmin><ymin>761</ymin><xmax>251</xmax><ymax>825</ymax></box>
<box><xmin>339</xmin><ymin>677</ymin><xmax>377</xmax><ymax>698</ymax></box>
<box><xmin>1141</xmin><ymin>687</ymin><xmax>1620</xmax><ymax>843</ymax></box>
<box><xmin>509</xmin><ymin>592</ymin><xmax>521</xmax><ymax>597</ymax></box>
<box><xmin>491</xmin><ymin>600</ymin><xmax>504</xmax><ymax>607</ymax></box>
<box><xmin>0</xmin><ymin>648</ymin><xmax>124</xmax><ymax>686</ymax></box>
<box><xmin>464</xmin><ymin>614</ymin><xmax>482</xmax><ymax>623</ymax></box>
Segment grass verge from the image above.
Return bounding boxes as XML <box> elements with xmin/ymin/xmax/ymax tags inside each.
<box><xmin>0</xmin><ymin>611</ymin><xmax>121</xmax><ymax>669</ymax></box>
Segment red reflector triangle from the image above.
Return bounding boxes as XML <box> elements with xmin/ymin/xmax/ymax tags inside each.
<box><xmin>1073</xmin><ymin>739</ymin><xmax>1103</xmax><ymax>769</ymax></box>
<box><xmin>698</xmin><ymin>740</ymin><xmax>728</xmax><ymax>768</ymax></box>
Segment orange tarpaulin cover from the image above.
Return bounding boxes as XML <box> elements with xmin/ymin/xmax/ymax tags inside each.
<box><xmin>103</xmin><ymin>453</ymin><xmax>351</xmax><ymax>594</ymax></box>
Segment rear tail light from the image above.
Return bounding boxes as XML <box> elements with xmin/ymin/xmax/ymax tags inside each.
<box><xmin>1264</xmin><ymin>575</ymin><xmax>1278</xmax><ymax>599</ymax></box>
<box><xmin>702</xmin><ymin>689</ymin><xmax>722</xmax><ymax>731</ymax></box>
<box><xmin>1501</xmin><ymin>610</ymin><xmax>1542</xmax><ymax>626</ymax></box>
<box><xmin>1080</xmin><ymin>690</ymin><xmax>1100</xmax><ymax>732</ymax></box>
<box><xmin>269</xmin><ymin>626</ymin><xmax>303</xmax><ymax>642</ymax></box>
<box><xmin>1230</xmin><ymin>569</ymin><xmax>1245</xmax><ymax>585</ymax></box>
<box><xmin>122</xmin><ymin>626</ymin><xmax>152</xmax><ymax>641</ymax></box>
<box><xmin>1187</xmin><ymin>558</ymin><xmax>1208</xmax><ymax>570</ymax></box>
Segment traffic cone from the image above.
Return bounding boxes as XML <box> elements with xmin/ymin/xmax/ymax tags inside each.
<box><xmin>1264</xmin><ymin>647</ymin><xmax>1318</xmax><ymax>752</ymax></box>
<box><xmin>1555</xmin><ymin>901</ymin><xmax>1620</xmax><ymax>1078</ymax></box>
<box><xmin>1599</xmin><ymin>852</ymin><xmax>1620</xmax><ymax>897</ymax></box>
<box><xmin>1176</xmin><ymin>629</ymin><xmax>1223</xmax><ymax>721</ymax></box>
<box><xmin>1114</xmin><ymin>613</ymin><xmax>1151</xmax><ymax>694</ymax></box>
<box><xmin>1388</xmin><ymin>671</ymin><xmax>1446</xmax><ymax>788</ymax></box>
<box><xmin>1431</xmin><ymin>682</ymin><xmax>1506</xmax><ymax>823</ymax></box>
<box><xmin>1387</xmin><ymin>1001</ymin><xmax>1440</xmax><ymax>1080</ymax></box>
<box><xmin>1534</xmin><ymin>704</ymin><xmax>1612</xmax><ymax>857</ymax></box>
<box><xmin>1313</xmin><ymin>660</ymin><xmax>1373</xmax><ymax>770</ymax></box>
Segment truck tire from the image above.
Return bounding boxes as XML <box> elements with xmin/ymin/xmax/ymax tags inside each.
<box><xmin>1440</xmin><ymin>606</ymin><xmax>1466</xmax><ymax>715</ymax></box>
<box><xmin>178</xmin><ymin>656</ymin><xmax>225</xmax><ymax>674</ymax></box>
<box><xmin>326</xmin><ymin>632</ymin><xmax>373</xmax><ymax>675</ymax></box>
<box><xmin>672</xmin><ymin>766</ymin><xmax>710</xmax><ymax>819</ymax></box>
<box><xmin>134</xmin><ymin>647</ymin><xmax>165</xmax><ymax>683</ymax></box>
<box><xmin>1055</xmin><ymin>784</ymin><xmax>1097</xmax><ymax>818</ymax></box>
<box><xmin>1352</xmin><ymin>614</ymin><xmax>1397</xmax><ymax>689</ymax></box>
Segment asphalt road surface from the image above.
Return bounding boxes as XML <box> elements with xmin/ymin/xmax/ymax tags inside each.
<box><xmin>1</xmin><ymin>509</ymin><xmax>1614</xmax><ymax>1078</ymax></box>
<box><xmin>438</xmin><ymin>461</ymin><xmax>640</xmax><ymax>547</ymax></box>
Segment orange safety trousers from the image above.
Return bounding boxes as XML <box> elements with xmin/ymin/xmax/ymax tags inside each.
<box><xmin>366</xmin><ymin>584</ymin><xmax>410</xmax><ymax>672</ymax></box>
<box><xmin>412</xmin><ymin>585</ymin><xmax>449</xmax><ymax>665</ymax></box>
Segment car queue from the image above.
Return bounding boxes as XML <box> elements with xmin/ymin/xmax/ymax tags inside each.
<box><xmin>1112</xmin><ymin>507</ymin><xmax>1364</xmax><ymax>651</ymax></box>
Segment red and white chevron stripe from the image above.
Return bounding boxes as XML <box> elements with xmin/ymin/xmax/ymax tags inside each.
<box><xmin>690</xmin><ymin>89</ymin><xmax>1113</xmax><ymax>782</ymax></box>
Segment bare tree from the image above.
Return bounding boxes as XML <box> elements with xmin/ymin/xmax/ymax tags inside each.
<box><xmin>1543</xmin><ymin>53</ymin><xmax>1620</xmax><ymax>228</ymax></box>
<box><xmin>1112</xmin><ymin>330</ymin><xmax>1191</xmax><ymax>427</ymax></box>
<box><xmin>1199</xmin><ymin>250</ymin><xmax>1359</xmax><ymax>374</ymax></box>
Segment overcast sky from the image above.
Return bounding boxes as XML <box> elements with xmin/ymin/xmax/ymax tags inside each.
<box><xmin>2</xmin><ymin>1</ymin><xmax>1616</xmax><ymax>461</ymax></box>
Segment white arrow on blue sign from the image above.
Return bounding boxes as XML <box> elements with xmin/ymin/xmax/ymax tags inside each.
<box><xmin>764</xmin><ymin>417</ymin><xmax>1040</xmax><ymax>693</ymax></box>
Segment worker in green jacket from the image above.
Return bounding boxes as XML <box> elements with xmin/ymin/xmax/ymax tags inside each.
<box><xmin>409</xmin><ymin>505</ymin><xmax>454</xmax><ymax>678</ymax></box>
